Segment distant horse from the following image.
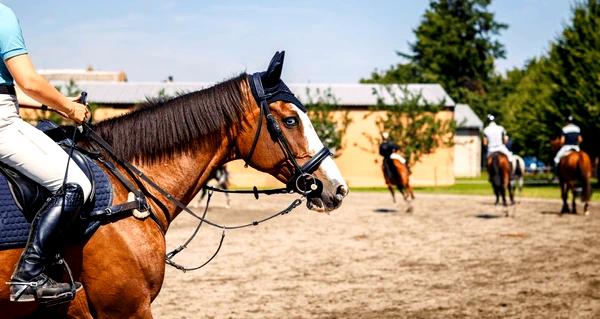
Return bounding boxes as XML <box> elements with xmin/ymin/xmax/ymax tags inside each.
<box><xmin>486</xmin><ymin>152</ymin><xmax>514</xmax><ymax>208</ymax></box>
<box><xmin>197</xmin><ymin>165</ymin><xmax>231</xmax><ymax>208</ymax></box>
<box><xmin>0</xmin><ymin>52</ymin><xmax>348</xmax><ymax>318</ymax></box>
<box><xmin>382</xmin><ymin>154</ymin><xmax>415</xmax><ymax>212</ymax></box>
<box><xmin>511</xmin><ymin>154</ymin><xmax>525</xmax><ymax>197</ymax></box>
<box><xmin>551</xmin><ymin>138</ymin><xmax>592</xmax><ymax>215</ymax></box>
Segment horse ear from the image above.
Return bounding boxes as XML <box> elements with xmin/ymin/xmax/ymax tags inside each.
<box><xmin>262</xmin><ymin>51</ymin><xmax>285</xmax><ymax>86</ymax></box>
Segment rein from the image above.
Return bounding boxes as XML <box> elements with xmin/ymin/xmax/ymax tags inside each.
<box><xmin>44</xmin><ymin>70</ymin><xmax>333</xmax><ymax>272</ymax></box>
<box><xmin>83</xmin><ymin>124</ymin><xmax>306</xmax><ymax>271</ymax></box>
<box><xmin>77</xmin><ymin>71</ymin><xmax>333</xmax><ymax>271</ymax></box>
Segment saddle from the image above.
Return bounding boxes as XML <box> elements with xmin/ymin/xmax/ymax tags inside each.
<box><xmin>0</xmin><ymin>121</ymin><xmax>113</xmax><ymax>250</ymax></box>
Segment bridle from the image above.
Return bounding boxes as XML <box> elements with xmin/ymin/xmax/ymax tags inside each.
<box><xmin>245</xmin><ymin>72</ymin><xmax>332</xmax><ymax>197</ymax></box>
<box><xmin>71</xmin><ymin>74</ymin><xmax>335</xmax><ymax>272</ymax></box>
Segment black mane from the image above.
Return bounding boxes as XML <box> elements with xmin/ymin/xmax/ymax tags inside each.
<box><xmin>94</xmin><ymin>73</ymin><xmax>249</xmax><ymax>162</ymax></box>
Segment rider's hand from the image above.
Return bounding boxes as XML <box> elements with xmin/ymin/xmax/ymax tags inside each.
<box><xmin>66</xmin><ymin>101</ymin><xmax>90</xmax><ymax>124</ymax></box>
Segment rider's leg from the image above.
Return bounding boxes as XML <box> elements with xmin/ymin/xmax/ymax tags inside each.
<box><xmin>554</xmin><ymin>146</ymin><xmax>565</xmax><ymax>175</ymax></box>
<box><xmin>8</xmin><ymin>183</ymin><xmax>85</xmax><ymax>302</ymax></box>
<box><xmin>0</xmin><ymin>118</ymin><xmax>91</xmax><ymax>302</ymax></box>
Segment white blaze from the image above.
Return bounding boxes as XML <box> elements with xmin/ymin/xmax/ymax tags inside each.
<box><xmin>291</xmin><ymin>105</ymin><xmax>347</xmax><ymax>190</ymax></box>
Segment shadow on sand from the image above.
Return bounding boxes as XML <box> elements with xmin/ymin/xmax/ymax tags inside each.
<box><xmin>474</xmin><ymin>213</ymin><xmax>504</xmax><ymax>219</ymax></box>
<box><xmin>373</xmin><ymin>208</ymin><xmax>398</xmax><ymax>213</ymax></box>
<box><xmin>540</xmin><ymin>210</ymin><xmax>580</xmax><ymax>216</ymax></box>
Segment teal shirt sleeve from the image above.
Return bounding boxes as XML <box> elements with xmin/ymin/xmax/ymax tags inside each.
<box><xmin>0</xmin><ymin>5</ymin><xmax>28</xmax><ymax>61</ymax></box>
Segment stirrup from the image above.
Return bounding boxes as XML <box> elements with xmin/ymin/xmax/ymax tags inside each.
<box><xmin>7</xmin><ymin>257</ymin><xmax>82</xmax><ymax>306</ymax></box>
<box><xmin>7</xmin><ymin>279</ymin><xmax>42</xmax><ymax>302</ymax></box>
<box><xmin>42</xmin><ymin>256</ymin><xmax>82</xmax><ymax>306</ymax></box>
<box><xmin>7</xmin><ymin>275</ymin><xmax>81</xmax><ymax>305</ymax></box>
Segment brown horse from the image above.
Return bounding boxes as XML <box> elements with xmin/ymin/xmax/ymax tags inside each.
<box><xmin>382</xmin><ymin>156</ymin><xmax>415</xmax><ymax>212</ymax></box>
<box><xmin>486</xmin><ymin>152</ymin><xmax>514</xmax><ymax>208</ymax></box>
<box><xmin>0</xmin><ymin>52</ymin><xmax>348</xmax><ymax>318</ymax></box>
<box><xmin>551</xmin><ymin>139</ymin><xmax>592</xmax><ymax>215</ymax></box>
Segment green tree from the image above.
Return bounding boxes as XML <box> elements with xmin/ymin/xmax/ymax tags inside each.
<box><xmin>545</xmin><ymin>0</ymin><xmax>600</xmax><ymax>160</ymax></box>
<box><xmin>500</xmin><ymin>0</ymin><xmax>600</xmax><ymax>162</ymax></box>
<box><xmin>366</xmin><ymin>86</ymin><xmax>455</xmax><ymax>166</ymax></box>
<box><xmin>502</xmin><ymin>58</ymin><xmax>555</xmax><ymax>162</ymax></box>
<box><xmin>364</xmin><ymin>0</ymin><xmax>507</xmax><ymax>116</ymax></box>
<box><xmin>304</xmin><ymin>88</ymin><xmax>351</xmax><ymax>157</ymax></box>
<box><xmin>362</xmin><ymin>62</ymin><xmax>423</xmax><ymax>85</ymax></box>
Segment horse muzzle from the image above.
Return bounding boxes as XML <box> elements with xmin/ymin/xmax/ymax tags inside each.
<box><xmin>286</xmin><ymin>148</ymin><xmax>348</xmax><ymax>212</ymax></box>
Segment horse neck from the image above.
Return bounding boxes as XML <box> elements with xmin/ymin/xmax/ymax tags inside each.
<box><xmin>135</xmin><ymin>133</ymin><xmax>235</xmax><ymax>229</ymax></box>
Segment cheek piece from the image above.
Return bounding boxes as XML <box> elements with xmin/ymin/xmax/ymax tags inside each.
<box><xmin>246</xmin><ymin>72</ymin><xmax>332</xmax><ymax>198</ymax></box>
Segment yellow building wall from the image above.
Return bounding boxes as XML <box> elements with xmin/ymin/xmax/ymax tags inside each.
<box><xmin>227</xmin><ymin>110</ymin><xmax>455</xmax><ymax>188</ymax></box>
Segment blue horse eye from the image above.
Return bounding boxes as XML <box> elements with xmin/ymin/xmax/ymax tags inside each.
<box><xmin>284</xmin><ymin>117</ymin><xmax>298</xmax><ymax>127</ymax></box>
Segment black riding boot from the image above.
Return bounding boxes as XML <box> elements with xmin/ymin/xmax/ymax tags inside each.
<box><xmin>8</xmin><ymin>183</ymin><xmax>84</xmax><ymax>303</ymax></box>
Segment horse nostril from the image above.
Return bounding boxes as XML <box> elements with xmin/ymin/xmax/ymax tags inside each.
<box><xmin>336</xmin><ymin>185</ymin><xmax>349</xmax><ymax>197</ymax></box>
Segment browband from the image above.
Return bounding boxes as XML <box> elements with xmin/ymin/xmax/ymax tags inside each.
<box><xmin>248</xmin><ymin>73</ymin><xmax>306</xmax><ymax>112</ymax></box>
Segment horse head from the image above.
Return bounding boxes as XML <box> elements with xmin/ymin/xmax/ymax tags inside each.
<box><xmin>236</xmin><ymin>51</ymin><xmax>348</xmax><ymax>212</ymax></box>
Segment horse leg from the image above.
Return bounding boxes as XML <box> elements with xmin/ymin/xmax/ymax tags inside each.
<box><xmin>386</xmin><ymin>183</ymin><xmax>396</xmax><ymax>204</ymax></box>
<box><xmin>560</xmin><ymin>181</ymin><xmax>570</xmax><ymax>214</ymax></box>
<box><xmin>583</xmin><ymin>180</ymin><xmax>590</xmax><ymax>216</ymax></box>
<box><xmin>571</xmin><ymin>186</ymin><xmax>578</xmax><ymax>215</ymax></box>
<box><xmin>500</xmin><ymin>184</ymin><xmax>508</xmax><ymax>207</ymax></box>
<box><xmin>494</xmin><ymin>188</ymin><xmax>500</xmax><ymax>206</ymax></box>
<box><xmin>491</xmin><ymin>184</ymin><xmax>499</xmax><ymax>205</ymax></box>
<box><xmin>508</xmin><ymin>181</ymin><xmax>515</xmax><ymax>206</ymax></box>
<box><xmin>583</xmin><ymin>178</ymin><xmax>591</xmax><ymax>216</ymax></box>
<box><xmin>399</xmin><ymin>188</ymin><xmax>413</xmax><ymax>213</ymax></box>
<box><xmin>407</xmin><ymin>183</ymin><xmax>415</xmax><ymax>200</ymax></box>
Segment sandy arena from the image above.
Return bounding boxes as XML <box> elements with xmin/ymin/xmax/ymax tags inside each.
<box><xmin>152</xmin><ymin>192</ymin><xmax>600</xmax><ymax>318</ymax></box>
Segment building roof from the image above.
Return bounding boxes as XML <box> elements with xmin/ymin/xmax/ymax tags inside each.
<box><xmin>41</xmin><ymin>69</ymin><xmax>127</xmax><ymax>82</ymax></box>
<box><xmin>60</xmin><ymin>81</ymin><xmax>455</xmax><ymax>107</ymax></box>
<box><xmin>454</xmin><ymin>104</ymin><xmax>483</xmax><ymax>129</ymax></box>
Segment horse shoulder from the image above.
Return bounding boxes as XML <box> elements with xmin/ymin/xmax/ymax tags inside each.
<box><xmin>79</xmin><ymin>217</ymin><xmax>166</xmax><ymax>316</ymax></box>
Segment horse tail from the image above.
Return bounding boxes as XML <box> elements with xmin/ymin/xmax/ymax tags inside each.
<box><xmin>492</xmin><ymin>154</ymin><xmax>502</xmax><ymax>188</ymax></box>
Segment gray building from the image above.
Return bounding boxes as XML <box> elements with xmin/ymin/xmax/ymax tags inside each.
<box><xmin>453</xmin><ymin>104</ymin><xmax>483</xmax><ymax>177</ymax></box>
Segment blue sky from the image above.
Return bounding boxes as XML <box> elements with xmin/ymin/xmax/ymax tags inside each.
<box><xmin>3</xmin><ymin>0</ymin><xmax>573</xmax><ymax>83</ymax></box>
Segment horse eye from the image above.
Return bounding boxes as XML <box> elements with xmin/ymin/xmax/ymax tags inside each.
<box><xmin>283</xmin><ymin>117</ymin><xmax>299</xmax><ymax>128</ymax></box>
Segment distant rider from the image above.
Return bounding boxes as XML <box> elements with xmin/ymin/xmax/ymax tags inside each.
<box><xmin>379</xmin><ymin>132</ymin><xmax>408</xmax><ymax>180</ymax></box>
<box><xmin>482</xmin><ymin>114</ymin><xmax>513</xmax><ymax>162</ymax></box>
<box><xmin>379</xmin><ymin>132</ymin><xmax>406</xmax><ymax>164</ymax></box>
<box><xmin>553</xmin><ymin>115</ymin><xmax>582</xmax><ymax>166</ymax></box>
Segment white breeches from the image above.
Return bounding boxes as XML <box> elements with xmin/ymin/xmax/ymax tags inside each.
<box><xmin>554</xmin><ymin>145</ymin><xmax>579</xmax><ymax>165</ymax></box>
<box><xmin>0</xmin><ymin>94</ymin><xmax>91</xmax><ymax>200</ymax></box>
<box><xmin>487</xmin><ymin>145</ymin><xmax>513</xmax><ymax>162</ymax></box>
<box><xmin>390</xmin><ymin>153</ymin><xmax>406</xmax><ymax>164</ymax></box>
